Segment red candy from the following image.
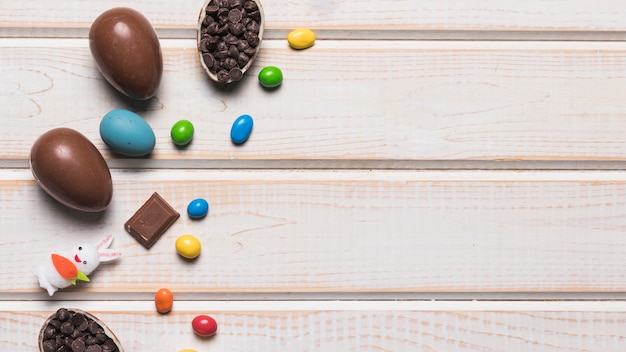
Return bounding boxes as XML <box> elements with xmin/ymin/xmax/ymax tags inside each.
<box><xmin>191</xmin><ymin>315</ymin><xmax>217</xmax><ymax>336</ymax></box>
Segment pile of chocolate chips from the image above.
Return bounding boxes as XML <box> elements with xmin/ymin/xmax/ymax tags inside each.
<box><xmin>40</xmin><ymin>308</ymin><xmax>119</xmax><ymax>352</ymax></box>
<box><xmin>199</xmin><ymin>0</ymin><xmax>262</xmax><ymax>83</ymax></box>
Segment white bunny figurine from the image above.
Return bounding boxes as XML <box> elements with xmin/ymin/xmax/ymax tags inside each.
<box><xmin>35</xmin><ymin>234</ymin><xmax>121</xmax><ymax>296</ymax></box>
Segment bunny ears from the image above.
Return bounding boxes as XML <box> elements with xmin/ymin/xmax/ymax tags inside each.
<box><xmin>94</xmin><ymin>234</ymin><xmax>121</xmax><ymax>262</ymax></box>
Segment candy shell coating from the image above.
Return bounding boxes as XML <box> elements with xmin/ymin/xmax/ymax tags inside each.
<box><xmin>187</xmin><ymin>198</ymin><xmax>209</xmax><ymax>219</ymax></box>
<box><xmin>154</xmin><ymin>288</ymin><xmax>173</xmax><ymax>314</ymax></box>
<box><xmin>230</xmin><ymin>114</ymin><xmax>254</xmax><ymax>144</ymax></box>
<box><xmin>192</xmin><ymin>315</ymin><xmax>217</xmax><ymax>336</ymax></box>
<box><xmin>258</xmin><ymin>66</ymin><xmax>283</xmax><ymax>88</ymax></box>
<box><xmin>100</xmin><ymin>109</ymin><xmax>155</xmax><ymax>156</ymax></box>
<box><xmin>287</xmin><ymin>28</ymin><xmax>316</xmax><ymax>49</ymax></box>
<box><xmin>171</xmin><ymin>120</ymin><xmax>194</xmax><ymax>145</ymax></box>
<box><xmin>176</xmin><ymin>234</ymin><xmax>202</xmax><ymax>259</ymax></box>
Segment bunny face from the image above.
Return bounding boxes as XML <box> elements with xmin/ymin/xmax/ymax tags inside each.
<box><xmin>69</xmin><ymin>243</ymin><xmax>101</xmax><ymax>275</ymax></box>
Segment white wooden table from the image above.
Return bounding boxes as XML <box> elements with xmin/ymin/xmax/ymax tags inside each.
<box><xmin>2</xmin><ymin>1</ymin><xmax>626</xmax><ymax>350</ymax></box>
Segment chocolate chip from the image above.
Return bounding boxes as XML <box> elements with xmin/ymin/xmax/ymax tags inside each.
<box><xmin>243</xmin><ymin>0</ymin><xmax>258</xmax><ymax>12</ymax></box>
<box><xmin>86</xmin><ymin>345</ymin><xmax>102</xmax><ymax>352</ymax></box>
<box><xmin>247</xmin><ymin>9</ymin><xmax>261</xmax><ymax>21</ymax></box>
<box><xmin>202</xmin><ymin>52</ymin><xmax>215</xmax><ymax>68</ymax></box>
<box><xmin>43</xmin><ymin>340</ymin><xmax>57</xmax><ymax>352</ymax></box>
<box><xmin>217</xmin><ymin>24</ymin><xmax>230</xmax><ymax>36</ymax></box>
<box><xmin>228</xmin><ymin>45</ymin><xmax>239</xmax><ymax>58</ymax></box>
<box><xmin>216</xmin><ymin>41</ymin><xmax>228</xmax><ymax>52</ymax></box>
<box><xmin>237</xmin><ymin>40</ymin><xmax>250</xmax><ymax>51</ymax></box>
<box><xmin>237</xmin><ymin>52</ymin><xmax>249</xmax><ymax>67</ymax></box>
<box><xmin>244</xmin><ymin>31</ymin><xmax>259</xmax><ymax>47</ymax></box>
<box><xmin>223</xmin><ymin>57</ymin><xmax>238</xmax><ymax>70</ymax></box>
<box><xmin>205</xmin><ymin>5</ymin><xmax>219</xmax><ymax>15</ymax></box>
<box><xmin>206</xmin><ymin>22</ymin><xmax>219</xmax><ymax>35</ymax></box>
<box><xmin>56</xmin><ymin>309</ymin><xmax>70</xmax><ymax>322</ymax></box>
<box><xmin>71</xmin><ymin>313</ymin><xmax>86</xmax><ymax>327</ymax></box>
<box><xmin>230</xmin><ymin>22</ymin><xmax>245</xmax><ymax>36</ymax></box>
<box><xmin>229</xmin><ymin>0</ymin><xmax>243</xmax><ymax>9</ymax></box>
<box><xmin>228</xmin><ymin>8</ymin><xmax>243</xmax><ymax>23</ymax></box>
<box><xmin>246</xmin><ymin>20</ymin><xmax>260</xmax><ymax>33</ymax></box>
<box><xmin>229</xmin><ymin>67</ymin><xmax>244</xmax><ymax>81</ymax></box>
<box><xmin>243</xmin><ymin>46</ymin><xmax>257</xmax><ymax>56</ymax></box>
<box><xmin>85</xmin><ymin>335</ymin><xmax>98</xmax><ymax>345</ymax></box>
<box><xmin>217</xmin><ymin>7</ymin><xmax>229</xmax><ymax>19</ymax></box>
<box><xmin>71</xmin><ymin>338</ymin><xmax>86</xmax><ymax>352</ymax></box>
<box><xmin>202</xmin><ymin>15</ymin><xmax>215</xmax><ymax>27</ymax></box>
<box><xmin>60</xmin><ymin>322</ymin><xmax>74</xmax><ymax>335</ymax></box>
<box><xmin>214</xmin><ymin>50</ymin><xmax>229</xmax><ymax>60</ymax></box>
<box><xmin>217</xmin><ymin>69</ymin><xmax>230</xmax><ymax>82</ymax></box>
<box><xmin>224</xmin><ymin>33</ymin><xmax>239</xmax><ymax>45</ymax></box>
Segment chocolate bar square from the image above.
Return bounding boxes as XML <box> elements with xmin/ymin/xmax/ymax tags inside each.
<box><xmin>124</xmin><ymin>192</ymin><xmax>180</xmax><ymax>248</ymax></box>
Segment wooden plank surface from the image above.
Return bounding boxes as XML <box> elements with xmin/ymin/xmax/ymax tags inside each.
<box><xmin>3</xmin><ymin>301</ymin><xmax>626</xmax><ymax>352</ymax></box>
<box><xmin>3</xmin><ymin>39</ymin><xmax>626</xmax><ymax>165</ymax></box>
<box><xmin>2</xmin><ymin>0</ymin><xmax>626</xmax><ymax>38</ymax></box>
<box><xmin>1</xmin><ymin>169</ymin><xmax>626</xmax><ymax>295</ymax></box>
<box><xmin>2</xmin><ymin>0</ymin><xmax>625</xmax><ymax>350</ymax></box>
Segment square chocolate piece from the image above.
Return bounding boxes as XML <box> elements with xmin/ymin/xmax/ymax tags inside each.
<box><xmin>125</xmin><ymin>192</ymin><xmax>180</xmax><ymax>248</ymax></box>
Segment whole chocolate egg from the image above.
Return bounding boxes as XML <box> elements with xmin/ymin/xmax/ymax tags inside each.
<box><xmin>89</xmin><ymin>7</ymin><xmax>163</xmax><ymax>100</ymax></box>
<box><xmin>30</xmin><ymin>128</ymin><xmax>113</xmax><ymax>212</ymax></box>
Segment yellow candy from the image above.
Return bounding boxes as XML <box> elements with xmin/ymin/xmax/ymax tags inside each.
<box><xmin>178</xmin><ymin>350</ymin><xmax>197</xmax><ymax>352</ymax></box>
<box><xmin>287</xmin><ymin>28</ymin><xmax>316</xmax><ymax>49</ymax></box>
<box><xmin>175</xmin><ymin>234</ymin><xmax>201</xmax><ymax>259</ymax></box>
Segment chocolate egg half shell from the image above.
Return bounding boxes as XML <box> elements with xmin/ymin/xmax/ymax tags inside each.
<box><xmin>89</xmin><ymin>7</ymin><xmax>163</xmax><ymax>100</ymax></box>
<box><xmin>39</xmin><ymin>308</ymin><xmax>124</xmax><ymax>352</ymax></box>
<box><xmin>197</xmin><ymin>0</ymin><xmax>265</xmax><ymax>84</ymax></box>
<box><xmin>30</xmin><ymin>128</ymin><xmax>113</xmax><ymax>212</ymax></box>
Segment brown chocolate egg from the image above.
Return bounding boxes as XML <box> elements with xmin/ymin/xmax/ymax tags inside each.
<box><xmin>30</xmin><ymin>128</ymin><xmax>113</xmax><ymax>212</ymax></box>
<box><xmin>89</xmin><ymin>7</ymin><xmax>163</xmax><ymax>100</ymax></box>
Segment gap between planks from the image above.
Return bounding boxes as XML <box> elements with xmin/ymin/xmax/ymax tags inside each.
<box><xmin>3</xmin><ymin>37</ymin><xmax>626</xmax><ymax>50</ymax></box>
<box><xmin>4</xmin><ymin>300</ymin><xmax>626</xmax><ymax>312</ymax></box>
<box><xmin>5</xmin><ymin>160</ymin><xmax>626</xmax><ymax>171</ymax></box>
<box><xmin>3</xmin><ymin>168</ymin><xmax>626</xmax><ymax>182</ymax></box>
<box><xmin>3</xmin><ymin>27</ymin><xmax>626</xmax><ymax>41</ymax></box>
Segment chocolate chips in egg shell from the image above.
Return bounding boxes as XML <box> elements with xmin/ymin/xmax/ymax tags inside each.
<box><xmin>198</xmin><ymin>0</ymin><xmax>265</xmax><ymax>84</ymax></box>
<box><xmin>39</xmin><ymin>308</ymin><xmax>124</xmax><ymax>352</ymax></box>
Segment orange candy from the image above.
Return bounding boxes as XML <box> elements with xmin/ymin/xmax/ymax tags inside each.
<box><xmin>154</xmin><ymin>288</ymin><xmax>173</xmax><ymax>314</ymax></box>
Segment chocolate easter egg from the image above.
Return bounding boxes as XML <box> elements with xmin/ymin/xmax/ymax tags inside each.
<box><xmin>89</xmin><ymin>7</ymin><xmax>163</xmax><ymax>100</ymax></box>
<box><xmin>30</xmin><ymin>128</ymin><xmax>113</xmax><ymax>212</ymax></box>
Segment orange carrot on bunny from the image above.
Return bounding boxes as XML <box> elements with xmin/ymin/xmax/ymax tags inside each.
<box><xmin>35</xmin><ymin>234</ymin><xmax>121</xmax><ymax>296</ymax></box>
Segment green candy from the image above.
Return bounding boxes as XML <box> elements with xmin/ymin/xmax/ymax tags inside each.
<box><xmin>170</xmin><ymin>120</ymin><xmax>194</xmax><ymax>145</ymax></box>
<box><xmin>258</xmin><ymin>66</ymin><xmax>283</xmax><ymax>88</ymax></box>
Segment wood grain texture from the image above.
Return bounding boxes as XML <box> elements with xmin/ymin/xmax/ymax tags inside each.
<box><xmin>3</xmin><ymin>301</ymin><xmax>626</xmax><ymax>351</ymax></box>
<box><xmin>2</xmin><ymin>39</ymin><xmax>626</xmax><ymax>165</ymax></box>
<box><xmin>2</xmin><ymin>0</ymin><xmax>626</xmax><ymax>36</ymax></box>
<box><xmin>1</xmin><ymin>170</ymin><xmax>624</xmax><ymax>295</ymax></box>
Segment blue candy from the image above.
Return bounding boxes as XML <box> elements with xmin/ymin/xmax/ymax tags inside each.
<box><xmin>187</xmin><ymin>198</ymin><xmax>209</xmax><ymax>219</ymax></box>
<box><xmin>230</xmin><ymin>114</ymin><xmax>253</xmax><ymax>144</ymax></box>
